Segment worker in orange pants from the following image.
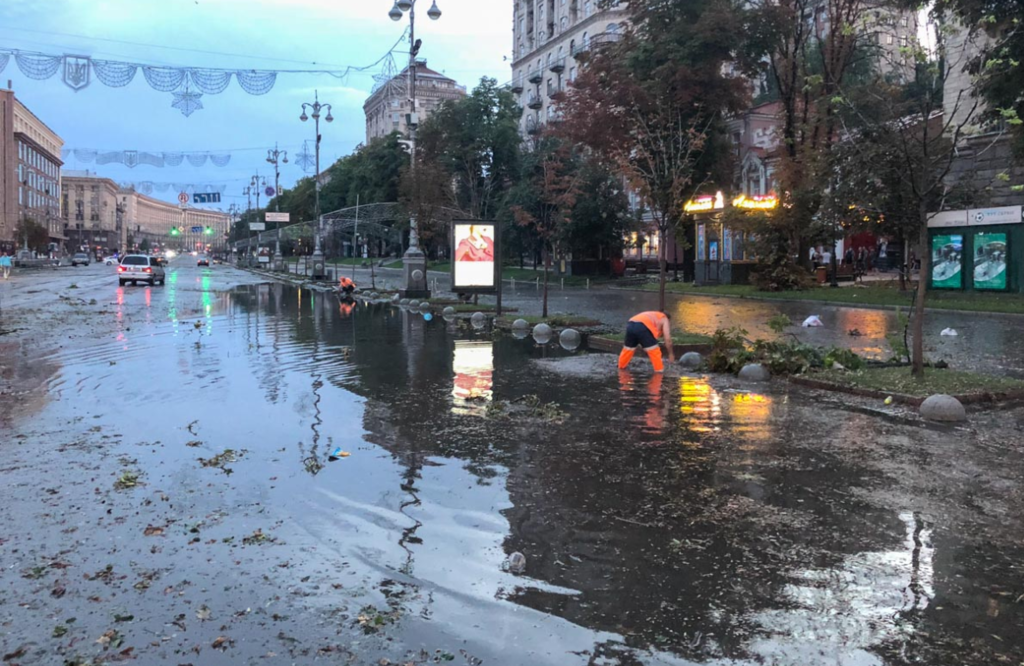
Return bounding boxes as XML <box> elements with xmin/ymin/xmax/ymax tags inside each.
<box><xmin>338</xmin><ymin>275</ymin><xmax>357</xmax><ymax>297</ymax></box>
<box><xmin>618</xmin><ymin>311</ymin><xmax>674</xmax><ymax>372</ymax></box>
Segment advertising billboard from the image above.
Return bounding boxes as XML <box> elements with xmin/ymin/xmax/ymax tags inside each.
<box><xmin>973</xmin><ymin>232</ymin><xmax>1008</xmax><ymax>291</ymax></box>
<box><xmin>931</xmin><ymin>234</ymin><xmax>963</xmax><ymax>289</ymax></box>
<box><xmin>452</xmin><ymin>221</ymin><xmax>498</xmax><ymax>293</ymax></box>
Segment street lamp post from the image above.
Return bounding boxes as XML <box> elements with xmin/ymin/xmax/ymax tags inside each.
<box><xmin>300</xmin><ymin>92</ymin><xmax>333</xmax><ymax>280</ymax></box>
<box><xmin>251</xmin><ymin>174</ymin><xmax>267</xmax><ymax>267</ymax></box>
<box><xmin>390</xmin><ymin>0</ymin><xmax>441</xmax><ymax>298</ymax></box>
<box><xmin>267</xmin><ymin>144</ymin><xmax>288</xmax><ymax>270</ymax></box>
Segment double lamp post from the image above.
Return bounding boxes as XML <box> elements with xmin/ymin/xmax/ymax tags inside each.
<box><xmin>300</xmin><ymin>92</ymin><xmax>332</xmax><ymax>279</ymax></box>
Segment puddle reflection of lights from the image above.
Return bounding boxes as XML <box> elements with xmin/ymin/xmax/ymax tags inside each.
<box><xmin>729</xmin><ymin>392</ymin><xmax>773</xmax><ymax>443</ymax></box>
<box><xmin>452</xmin><ymin>340</ymin><xmax>494</xmax><ymax>416</ymax></box>
<box><xmin>678</xmin><ymin>377</ymin><xmax>721</xmax><ymax>433</ymax></box>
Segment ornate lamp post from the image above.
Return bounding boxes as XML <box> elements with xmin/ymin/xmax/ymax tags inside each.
<box><xmin>390</xmin><ymin>0</ymin><xmax>441</xmax><ymax>298</ymax></box>
<box><xmin>266</xmin><ymin>144</ymin><xmax>288</xmax><ymax>270</ymax></box>
<box><xmin>250</xmin><ymin>174</ymin><xmax>267</xmax><ymax>266</ymax></box>
<box><xmin>300</xmin><ymin>92</ymin><xmax>333</xmax><ymax>280</ymax></box>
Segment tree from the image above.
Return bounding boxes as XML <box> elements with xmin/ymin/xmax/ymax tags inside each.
<box><xmin>741</xmin><ymin>0</ymin><xmax>902</xmax><ymax>282</ymax></box>
<box><xmin>832</xmin><ymin>16</ymin><xmax>990</xmax><ymax>377</ymax></box>
<box><xmin>416</xmin><ymin>78</ymin><xmax>522</xmax><ymax>219</ymax></box>
<box><xmin>398</xmin><ymin>158</ymin><xmax>459</xmax><ymax>258</ymax></box>
<box><xmin>16</xmin><ymin>217</ymin><xmax>48</xmax><ymax>253</ymax></box>
<box><xmin>559</xmin><ymin>0</ymin><xmax>746</xmax><ymax>310</ymax></box>
<box><xmin>507</xmin><ymin>138</ymin><xmax>582</xmax><ymax>317</ymax></box>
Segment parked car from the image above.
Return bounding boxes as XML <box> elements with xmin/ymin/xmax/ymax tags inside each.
<box><xmin>71</xmin><ymin>252</ymin><xmax>91</xmax><ymax>267</ymax></box>
<box><xmin>118</xmin><ymin>254</ymin><xmax>166</xmax><ymax>286</ymax></box>
<box><xmin>197</xmin><ymin>255</ymin><xmax>210</xmax><ymax>267</ymax></box>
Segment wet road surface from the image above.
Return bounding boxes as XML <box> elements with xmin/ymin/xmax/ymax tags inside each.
<box><xmin>1</xmin><ymin>261</ymin><xmax>1023</xmax><ymax>665</ymax></box>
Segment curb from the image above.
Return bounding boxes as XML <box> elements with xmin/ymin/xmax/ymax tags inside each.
<box><xmin>789</xmin><ymin>375</ymin><xmax>1024</xmax><ymax>407</ymax></box>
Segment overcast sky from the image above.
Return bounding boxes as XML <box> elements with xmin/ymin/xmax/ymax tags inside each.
<box><xmin>0</xmin><ymin>0</ymin><xmax>511</xmax><ymax>211</ymax></box>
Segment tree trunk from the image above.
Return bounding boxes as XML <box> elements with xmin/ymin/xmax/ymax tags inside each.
<box><xmin>911</xmin><ymin>213</ymin><xmax>929</xmax><ymax>378</ymax></box>
<box><xmin>542</xmin><ymin>245</ymin><xmax>550</xmax><ymax>318</ymax></box>
<box><xmin>658</xmin><ymin>250</ymin><xmax>667</xmax><ymax>312</ymax></box>
<box><xmin>899</xmin><ymin>230</ymin><xmax>907</xmax><ymax>292</ymax></box>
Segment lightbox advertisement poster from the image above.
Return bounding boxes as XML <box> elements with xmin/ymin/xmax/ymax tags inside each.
<box><xmin>931</xmin><ymin>234</ymin><xmax>963</xmax><ymax>289</ymax></box>
<box><xmin>973</xmin><ymin>232</ymin><xmax>1007</xmax><ymax>290</ymax></box>
<box><xmin>452</xmin><ymin>222</ymin><xmax>498</xmax><ymax>293</ymax></box>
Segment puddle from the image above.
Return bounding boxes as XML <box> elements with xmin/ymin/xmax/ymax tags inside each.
<box><xmin>0</xmin><ymin>280</ymin><xmax>1021</xmax><ymax>665</ymax></box>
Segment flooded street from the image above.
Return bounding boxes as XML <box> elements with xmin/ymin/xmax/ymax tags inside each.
<box><xmin>1</xmin><ymin>263</ymin><xmax>1023</xmax><ymax>665</ymax></box>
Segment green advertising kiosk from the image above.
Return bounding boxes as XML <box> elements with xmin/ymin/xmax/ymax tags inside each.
<box><xmin>928</xmin><ymin>205</ymin><xmax>1022</xmax><ymax>293</ymax></box>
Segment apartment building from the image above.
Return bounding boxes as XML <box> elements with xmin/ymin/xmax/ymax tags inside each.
<box><xmin>510</xmin><ymin>0</ymin><xmax>629</xmax><ymax>138</ymax></box>
<box><xmin>0</xmin><ymin>88</ymin><xmax>65</xmax><ymax>253</ymax></box>
<box><xmin>363</xmin><ymin>59</ymin><xmax>466</xmax><ymax>143</ymax></box>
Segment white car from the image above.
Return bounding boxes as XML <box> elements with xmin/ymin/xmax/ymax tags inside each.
<box><xmin>118</xmin><ymin>254</ymin><xmax>166</xmax><ymax>286</ymax></box>
<box><xmin>105</xmin><ymin>256</ymin><xmax>118</xmax><ymax>266</ymax></box>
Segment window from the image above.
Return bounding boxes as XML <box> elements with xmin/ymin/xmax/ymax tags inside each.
<box><xmin>569</xmin><ymin>66</ymin><xmax>576</xmax><ymax>81</ymax></box>
<box><xmin>886</xmin><ymin>34</ymin><xmax>894</xmax><ymax>44</ymax></box>
<box><xmin>899</xmin><ymin>35</ymin><xmax>908</xmax><ymax>47</ymax></box>
<box><xmin>901</xmin><ymin>16</ymin><xmax>909</xmax><ymax>27</ymax></box>
<box><xmin>607</xmin><ymin>22</ymin><xmax>620</xmax><ymax>33</ymax></box>
<box><xmin>584</xmin><ymin>0</ymin><xmax>591</xmax><ymax>17</ymax></box>
<box><xmin>560</xmin><ymin>16</ymin><xmax>568</xmax><ymax>31</ymax></box>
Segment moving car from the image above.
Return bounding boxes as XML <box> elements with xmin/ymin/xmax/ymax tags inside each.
<box><xmin>197</xmin><ymin>255</ymin><xmax>210</xmax><ymax>267</ymax></box>
<box><xmin>71</xmin><ymin>252</ymin><xmax>91</xmax><ymax>267</ymax></box>
<box><xmin>118</xmin><ymin>254</ymin><xmax>166</xmax><ymax>286</ymax></box>
<box><xmin>104</xmin><ymin>256</ymin><xmax>118</xmax><ymax>266</ymax></box>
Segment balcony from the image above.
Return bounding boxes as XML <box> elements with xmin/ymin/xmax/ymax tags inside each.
<box><xmin>526</xmin><ymin>119</ymin><xmax>541</xmax><ymax>136</ymax></box>
<box><xmin>572</xmin><ymin>32</ymin><xmax>621</xmax><ymax>59</ymax></box>
<box><xmin>511</xmin><ymin>81</ymin><xmax>524</xmax><ymax>94</ymax></box>
<box><xmin>549</xmin><ymin>61</ymin><xmax>565</xmax><ymax>74</ymax></box>
<box><xmin>527</xmin><ymin>94</ymin><xmax>543</xmax><ymax>110</ymax></box>
<box><xmin>527</xmin><ymin>71</ymin><xmax>543</xmax><ymax>84</ymax></box>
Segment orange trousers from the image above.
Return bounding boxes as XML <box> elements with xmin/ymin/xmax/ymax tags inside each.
<box><xmin>618</xmin><ymin>345</ymin><xmax>664</xmax><ymax>372</ymax></box>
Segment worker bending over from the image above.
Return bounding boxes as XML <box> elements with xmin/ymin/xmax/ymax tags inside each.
<box><xmin>338</xmin><ymin>276</ymin><xmax>357</xmax><ymax>296</ymax></box>
<box><xmin>619</xmin><ymin>311</ymin><xmax>674</xmax><ymax>372</ymax></box>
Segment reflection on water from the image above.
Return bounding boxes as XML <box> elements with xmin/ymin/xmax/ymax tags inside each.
<box><xmin>452</xmin><ymin>339</ymin><xmax>494</xmax><ymax>415</ymax></box>
<box><xmin>752</xmin><ymin>511</ymin><xmax>934</xmax><ymax>664</ymax></box>
<box><xmin>27</xmin><ymin>277</ymin><xmax>1015</xmax><ymax>666</ymax></box>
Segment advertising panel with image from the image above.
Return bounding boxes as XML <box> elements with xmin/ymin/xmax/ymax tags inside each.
<box><xmin>931</xmin><ymin>234</ymin><xmax>963</xmax><ymax>289</ymax></box>
<box><xmin>452</xmin><ymin>221</ymin><xmax>498</xmax><ymax>293</ymax></box>
<box><xmin>973</xmin><ymin>232</ymin><xmax>1008</xmax><ymax>290</ymax></box>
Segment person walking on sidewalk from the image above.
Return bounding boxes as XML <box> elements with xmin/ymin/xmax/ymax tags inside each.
<box><xmin>0</xmin><ymin>252</ymin><xmax>12</xmax><ymax>279</ymax></box>
<box><xmin>618</xmin><ymin>311</ymin><xmax>674</xmax><ymax>372</ymax></box>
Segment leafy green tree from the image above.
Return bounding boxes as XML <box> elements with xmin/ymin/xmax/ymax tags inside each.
<box><xmin>560</xmin><ymin>0</ymin><xmax>746</xmax><ymax>309</ymax></box>
<box><xmin>416</xmin><ymin>77</ymin><xmax>522</xmax><ymax>219</ymax></box>
<box><xmin>15</xmin><ymin>217</ymin><xmax>49</xmax><ymax>253</ymax></box>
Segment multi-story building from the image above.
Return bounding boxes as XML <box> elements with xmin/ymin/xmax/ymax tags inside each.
<box><xmin>510</xmin><ymin>0</ymin><xmax>629</xmax><ymax>138</ymax></box>
<box><xmin>0</xmin><ymin>88</ymin><xmax>65</xmax><ymax>254</ymax></box>
<box><xmin>62</xmin><ymin>171</ymin><xmax>231</xmax><ymax>255</ymax></box>
<box><xmin>363</xmin><ymin>59</ymin><xmax>466</xmax><ymax>143</ymax></box>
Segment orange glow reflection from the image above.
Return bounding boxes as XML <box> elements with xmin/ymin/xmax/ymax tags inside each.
<box><xmin>679</xmin><ymin>377</ymin><xmax>721</xmax><ymax>434</ymax></box>
<box><xmin>729</xmin><ymin>392</ymin><xmax>773</xmax><ymax>444</ymax></box>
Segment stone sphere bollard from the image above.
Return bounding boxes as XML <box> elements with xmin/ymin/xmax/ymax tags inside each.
<box><xmin>419</xmin><ymin>301</ymin><xmax>431</xmax><ymax>314</ymax></box>
<box><xmin>470</xmin><ymin>312</ymin><xmax>486</xmax><ymax>329</ymax></box>
<box><xmin>442</xmin><ymin>306</ymin><xmax>456</xmax><ymax>321</ymax></box>
<box><xmin>408</xmin><ymin>300</ymin><xmax>420</xmax><ymax>309</ymax></box>
<box><xmin>737</xmin><ymin>363</ymin><xmax>771</xmax><ymax>382</ymax></box>
<box><xmin>532</xmin><ymin>323</ymin><xmax>553</xmax><ymax>344</ymax></box>
<box><xmin>512</xmin><ymin>318</ymin><xmax>529</xmax><ymax>330</ymax></box>
<box><xmin>678</xmin><ymin>351</ymin><xmax>703</xmax><ymax>370</ymax></box>
<box><xmin>919</xmin><ymin>394</ymin><xmax>966</xmax><ymax>422</ymax></box>
<box><xmin>399</xmin><ymin>298</ymin><xmax>410</xmax><ymax>307</ymax></box>
<box><xmin>559</xmin><ymin>328</ymin><xmax>581</xmax><ymax>351</ymax></box>
<box><xmin>370</xmin><ymin>291</ymin><xmax>380</xmax><ymax>300</ymax></box>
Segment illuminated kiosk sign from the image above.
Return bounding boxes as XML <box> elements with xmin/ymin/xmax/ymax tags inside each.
<box><xmin>451</xmin><ymin>220</ymin><xmax>499</xmax><ymax>294</ymax></box>
<box><xmin>732</xmin><ymin>194</ymin><xmax>779</xmax><ymax>210</ymax></box>
<box><xmin>684</xmin><ymin>191</ymin><xmax>725</xmax><ymax>213</ymax></box>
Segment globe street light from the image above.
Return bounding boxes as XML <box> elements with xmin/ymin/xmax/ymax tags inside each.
<box><xmin>301</xmin><ymin>90</ymin><xmax>332</xmax><ymax>280</ymax></box>
<box><xmin>389</xmin><ymin>0</ymin><xmax>442</xmax><ymax>298</ymax></box>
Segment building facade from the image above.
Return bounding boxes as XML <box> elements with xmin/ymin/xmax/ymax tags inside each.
<box><xmin>62</xmin><ymin>171</ymin><xmax>231</xmax><ymax>255</ymax></box>
<box><xmin>363</xmin><ymin>59</ymin><xmax>466</xmax><ymax>143</ymax></box>
<box><xmin>510</xmin><ymin>0</ymin><xmax>629</xmax><ymax>138</ymax></box>
<box><xmin>0</xmin><ymin>88</ymin><xmax>65</xmax><ymax>254</ymax></box>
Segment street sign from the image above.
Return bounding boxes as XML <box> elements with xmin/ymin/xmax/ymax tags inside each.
<box><xmin>178</xmin><ymin>226</ymin><xmax>185</xmax><ymax>233</ymax></box>
<box><xmin>177</xmin><ymin>192</ymin><xmax>189</xmax><ymax>205</ymax></box>
<box><xmin>193</xmin><ymin>192</ymin><xmax>222</xmax><ymax>204</ymax></box>
<box><xmin>191</xmin><ymin>226</ymin><xmax>202</xmax><ymax>234</ymax></box>
<box><xmin>249</xmin><ymin>222</ymin><xmax>266</xmax><ymax>231</ymax></box>
<box><xmin>265</xmin><ymin>186</ymin><xmax>275</xmax><ymax>197</ymax></box>
<box><xmin>265</xmin><ymin>212</ymin><xmax>290</xmax><ymax>222</ymax></box>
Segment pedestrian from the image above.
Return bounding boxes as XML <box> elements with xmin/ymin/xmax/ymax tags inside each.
<box><xmin>0</xmin><ymin>251</ymin><xmax>11</xmax><ymax>279</ymax></box>
<box><xmin>618</xmin><ymin>310</ymin><xmax>675</xmax><ymax>373</ymax></box>
<box><xmin>844</xmin><ymin>247</ymin><xmax>855</xmax><ymax>266</ymax></box>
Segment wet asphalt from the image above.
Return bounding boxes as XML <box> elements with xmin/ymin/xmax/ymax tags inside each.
<box><xmin>0</xmin><ymin>261</ymin><xmax>1022</xmax><ymax>665</ymax></box>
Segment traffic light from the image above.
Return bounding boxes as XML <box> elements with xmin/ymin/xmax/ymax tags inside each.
<box><xmin>170</xmin><ymin>228</ymin><xmax>180</xmax><ymax>236</ymax></box>
<box><xmin>204</xmin><ymin>227</ymin><xmax>213</xmax><ymax>235</ymax></box>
